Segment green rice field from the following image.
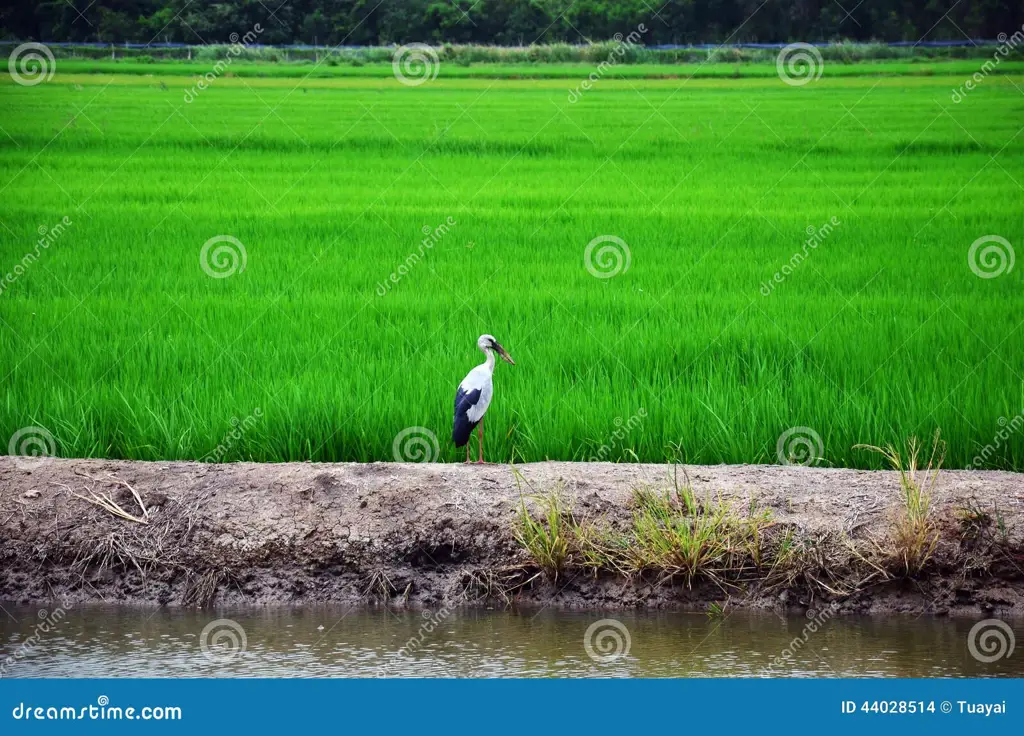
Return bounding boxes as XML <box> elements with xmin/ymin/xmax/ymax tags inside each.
<box><xmin>1</xmin><ymin>64</ymin><xmax>1022</xmax><ymax>468</ymax></box>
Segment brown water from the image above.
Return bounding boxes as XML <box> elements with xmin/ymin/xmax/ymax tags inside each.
<box><xmin>1</xmin><ymin>603</ymin><xmax>1021</xmax><ymax>678</ymax></box>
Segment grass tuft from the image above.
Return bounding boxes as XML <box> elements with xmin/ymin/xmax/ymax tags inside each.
<box><xmin>512</xmin><ymin>469</ymin><xmax>782</xmax><ymax>589</ymax></box>
<box><xmin>512</xmin><ymin>486</ymin><xmax>571</xmax><ymax>582</ymax></box>
<box><xmin>855</xmin><ymin>430</ymin><xmax>944</xmax><ymax>575</ymax></box>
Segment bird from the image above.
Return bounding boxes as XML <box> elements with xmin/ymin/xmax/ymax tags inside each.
<box><xmin>453</xmin><ymin>334</ymin><xmax>515</xmax><ymax>464</ymax></box>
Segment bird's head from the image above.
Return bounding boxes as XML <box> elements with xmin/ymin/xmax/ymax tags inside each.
<box><xmin>478</xmin><ymin>334</ymin><xmax>515</xmax><ymax>365</ymax></box>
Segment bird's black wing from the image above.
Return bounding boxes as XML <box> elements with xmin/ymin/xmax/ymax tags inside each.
<box><xmin>452</xmin><ymin>386</ymin><xmax>482</xmax><ymax>447</ymax></box>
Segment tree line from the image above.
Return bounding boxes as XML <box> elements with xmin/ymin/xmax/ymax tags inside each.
<box><xmin>2</xmin><ymin>1</ymin><xmax>1022</xmax><ymax>46</ymax></box>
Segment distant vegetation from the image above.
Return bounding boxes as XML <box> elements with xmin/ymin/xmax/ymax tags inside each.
<box><xmin>4</xmin><ymin>0</ymin><xmax>1022</xmax><ymax>46</ymax></box>
<box><xmin>19</xmin><ymin>40</ymin><xmax>1024</xmax><ymax>68</ymax></box>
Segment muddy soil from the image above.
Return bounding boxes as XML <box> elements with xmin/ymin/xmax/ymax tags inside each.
<box><xmin>1</xmin><ymin>458</ymin><xmax>1022</xmax><ymax>615</ymax></box>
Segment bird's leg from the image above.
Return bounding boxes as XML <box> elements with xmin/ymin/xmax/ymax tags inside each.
<box><xmin>476</xmin><ymin>417</ymin><xmax>484</xmax><ymax>464</ymax></box>
<box><xmin>465</xmin><ymin>443</ymin><xmax>470</xmax><ymax>464</ymax></box>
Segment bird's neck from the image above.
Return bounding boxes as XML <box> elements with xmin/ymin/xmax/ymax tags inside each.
<box><xmin>480</xmin><ymin>347</ymin><xmax>495</xmax><ymax>373</ymax></box>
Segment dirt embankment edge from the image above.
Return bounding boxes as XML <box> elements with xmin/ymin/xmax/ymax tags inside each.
<box><xmin>1</xmin><ymin>458</ymin><xmax>1022</xmax><ymax>615</ymax></box>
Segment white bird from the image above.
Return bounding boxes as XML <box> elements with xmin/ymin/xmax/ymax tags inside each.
<box><xmin>452</xmin><ymin>334</ymin><xmax>515</xmax><ymax>464</ymax></box>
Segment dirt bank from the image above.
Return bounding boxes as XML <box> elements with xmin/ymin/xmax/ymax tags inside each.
<box><xmin>1</xmin><ymin>458</ymin><xmax>1022</xmax><ymax>615</ymax></box>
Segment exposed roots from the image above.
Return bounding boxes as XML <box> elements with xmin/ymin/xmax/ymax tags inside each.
<box><xmin>364</xmin><ymin>569</ymin><xmax>412</xmax><ymax>605</ymax></box>
<box><xmin>454</xmin><ymin>566</ymin><xmax>541</xmax><ymax>606</ymax></box>
<box><xmin>181</xmin><ymin>569</ymin><xmax>225</xmax><ymax>608</ymax></box>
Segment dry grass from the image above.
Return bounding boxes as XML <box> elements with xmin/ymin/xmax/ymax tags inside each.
<box><xmin>59</xmin><ymin>471</ymin><xmax>150</xmax><ymax>525</ymax></box>
<box><xmin>35</xmin><ymin>476</ymin><xmax>222</xmax><ymax>605</ymax></box>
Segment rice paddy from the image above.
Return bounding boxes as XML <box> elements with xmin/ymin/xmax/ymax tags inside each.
<box><xmin>1</xmin><ymin>64</ymin><xmax>1022</xmax><ymax>468</ymax></box>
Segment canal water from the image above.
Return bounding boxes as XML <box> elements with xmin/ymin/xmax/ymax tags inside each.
<box><xmin>1</xmin><ymin>603</ymin><xmax>1020</xmax><ymax>678</ymax></box>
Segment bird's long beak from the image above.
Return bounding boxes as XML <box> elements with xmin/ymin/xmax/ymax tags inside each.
<box><xmin>494</xmin><ymin>342</ymin><xmax>515</xmax><ymax>365</ymax></box>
